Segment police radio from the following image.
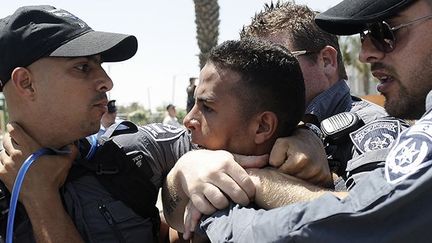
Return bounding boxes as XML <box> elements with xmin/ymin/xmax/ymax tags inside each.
<box><xmin>320</xmin><ymin>112</ymin><xmax>364</xmax><ymax>144</ymax></box>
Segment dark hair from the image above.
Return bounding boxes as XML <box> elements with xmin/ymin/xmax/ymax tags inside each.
<box><xmin>240</xmin><ymin>1</ymin><xmax>347</xmax><ymax>80</ymax></box>
<box><xmin>208</xmin><ymin>38</ymin><xmax>305</xmax><ymax>137</ymax></box>
<box><xmin>166</xmin><ymin>104</ymin><xmax>175</xmax><ymax>110</ymax></box>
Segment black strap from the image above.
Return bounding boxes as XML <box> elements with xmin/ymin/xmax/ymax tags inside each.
<box><xmin>93</xmin><ymin>141</ymin><xmax>159</xmax><ymax>215</ymax></box>
<box><xmin>69</xmin><ymin>121</ymin><xmax>160</xmax><ymax>240</ymax></box>
<box><xmin>99</xmin><ymin>121</ymin><xmax>138</xmax><ymax>144</ymax></box>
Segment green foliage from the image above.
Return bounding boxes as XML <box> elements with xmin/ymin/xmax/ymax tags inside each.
<box><xmin>117</xmin><ymin>102</ymin><xmax>188</xmax><ymax>125</ymax></box>
<box><xmin>128</xmin><ymin>110</ymin><xmax>149</xmax><ymax>125</ymax></box>
<box><xmin>117</xmin><ymin>102</ymin><xmax>151</xmax><ymax>125</ymax></box>
<box><xmin>177</xmin><ymin>109</ymin><xmax>187</xmax><ymax>124</ymax></box>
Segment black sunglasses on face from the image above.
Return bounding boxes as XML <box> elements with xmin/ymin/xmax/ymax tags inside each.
<box><xmin>360</xmin><ymin>14</ymin><xmax>432</xmax><ymax>53</ymax></box>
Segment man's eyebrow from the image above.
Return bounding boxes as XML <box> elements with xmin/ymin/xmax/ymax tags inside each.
<box><xmin>195</xmin><ymin>94</ymin><xmax>216</xmax><ymax>103</ymax></box>
<box><xmin>88</xmin><ymin>55</ymin><xmax>103</xmax><ymax>64</ymax></box>
<box><xmin>387</xmin><ymin>12</ymin><xmax>403</xmax><ymax>23</ymax></box>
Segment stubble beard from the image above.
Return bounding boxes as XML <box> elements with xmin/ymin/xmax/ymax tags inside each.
<box><xmin>385</xmin><ymin>52</ymin><xmax>432</xmax><ymax>120</ymax></box>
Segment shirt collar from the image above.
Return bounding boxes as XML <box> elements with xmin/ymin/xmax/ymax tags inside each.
<box><xmin>305</xmin><ymin>80</ymin><xmax>352</xmax><ymax>122</ymax></box>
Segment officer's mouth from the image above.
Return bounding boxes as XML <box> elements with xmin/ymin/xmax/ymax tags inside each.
<box><xmin>373</xmin><ymin>71</ymin><xmax>396</xmax><ymax>95</ymax></box>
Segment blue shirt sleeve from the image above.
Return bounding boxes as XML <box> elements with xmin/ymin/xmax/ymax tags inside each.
<box><xmin>200</xmin><ymin>164</ymin><xmax>432</xmax><ymax>242</ymax></box>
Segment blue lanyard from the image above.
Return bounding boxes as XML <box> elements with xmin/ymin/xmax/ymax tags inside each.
<box><xmin>6</xmin><ymin>133</ymin><xmax>100</xmax><ymax>242</ymax></box>
<box><xmin>6</xmin><ymin>148</ymin><xmax>51</xmax><ymax>243</ymax></box>
<box><xmin>86</xmin><ymin>134</ymin><xmax>99</xmax><ymax>160</ymax></box>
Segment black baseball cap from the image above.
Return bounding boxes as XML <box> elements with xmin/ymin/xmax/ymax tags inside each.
<box><xmin>315</xmin><ymin>0</ymin><xmax>416</xmax><ymax>35</ymax></box>
<box><xmin>0</xmin><ymin>5</ymin><xmax>138</xmax><ymax>89</ymax></box>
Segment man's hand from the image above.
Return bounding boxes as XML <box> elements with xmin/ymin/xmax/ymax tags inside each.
<box><xmin>182</xmin><ymin>200</ymin><xmax>202</xmax><ymax>240</ymax></box>
<box><xmin>174</xmin><ymin>150</ymin><xmax>263</xmax><ymax>214</ymax></box>
<box><xmin>0</xmin><ymin>122</ymin><xmax>77</xmax><ymax>202</ymax></box>
<box><xmin>270</xmin><ymin>128</ymin><xmax>332</xmax><ymax>186</ymax></box>
<box><xmin>162</xmin><ymin>149</ymin><xmax>267</xmax><ymax>232</ymax></box>
<box><xmin>0</xmin><ymin>123</ymin><xmax>84</xmax><ymax>243</ymax></box>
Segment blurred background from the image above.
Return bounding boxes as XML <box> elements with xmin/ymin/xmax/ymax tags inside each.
<box><xmin>0</xmin><ymin>0</ymin><xmax>382</xmax><ymax>129</ymax></box>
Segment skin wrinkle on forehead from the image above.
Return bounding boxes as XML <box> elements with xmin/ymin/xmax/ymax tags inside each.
<box><xmin>196</xmin><ymin>93</ymin><xmax>217</xmax><ymax>104</ymax></box>
<box><xmin>196</xmin><ymin>66</ymin><xmax>240</xmax><ymax>106</ymax></box>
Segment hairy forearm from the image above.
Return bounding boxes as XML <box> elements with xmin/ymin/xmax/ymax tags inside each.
<box><xmin>162</xmin><ymin>173</ymin><xmax>189</xmax><ymax>232</ymax></box>
<box><xmin>23</xmin><ymin>191</ymin><xmax>83</xmax><ymax>243</ymax></box>
<box><xmin>248</xmin><ymin>168</ymin><xmax>347</xmax><ymax>209</ymax></box>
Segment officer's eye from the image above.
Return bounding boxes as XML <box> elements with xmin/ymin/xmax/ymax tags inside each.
<box><xmin>75</xmin><ymin>64</ymin><xmax>90</xmax><ymax>73</ymax></box>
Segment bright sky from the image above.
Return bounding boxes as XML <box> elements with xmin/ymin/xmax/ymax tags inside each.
<box><xmin>1</xmin><ymin>0</ymin><xmax>342</xmax><ymax>111</ymax></box>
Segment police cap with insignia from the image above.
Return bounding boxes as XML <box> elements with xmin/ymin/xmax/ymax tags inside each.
<box><xmin>0</xmin><ymin>5</ymin><xmax>138</xmax><ymax>90</ymax></box>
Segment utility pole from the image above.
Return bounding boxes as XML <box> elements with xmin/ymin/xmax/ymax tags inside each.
<box><xmin>172</xmin><ymin>75</ymin><xmax>176</xmax><ymax>104</ymax></box>
<box><xmin>147</xmin><ymin>87</ymin><xmax>152</xmax><ymax>112</ymax></box>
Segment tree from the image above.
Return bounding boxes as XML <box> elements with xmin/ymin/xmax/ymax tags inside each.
<box><xmin>128</xmin><ymin>110</ymin><xmax>149</xmax><ymax>125</ymax></box>
<box><xmin>340</xmin><ymin>36</ymin><xmax>375</xmax><ymax>95</ymax></box>
<box><xmin>193</xmin><ymin>0</ymin><xmax>220</xmax><ymax>69</ymax></box>
<box><xmin>117</xmin><ymin>102</ymin><xmax>151</xmax><ymax>125</ymax></box>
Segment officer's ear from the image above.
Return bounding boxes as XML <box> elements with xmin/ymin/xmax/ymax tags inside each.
<box><xmin>10</xmin><ymin>67</ymin><xmax>36</xmax><ymax>99</ymax></box>
<box><xmin>319</xmin><ymin>45</ymin><xmax>338</xmax><ymax>78</ymax></box>
<box><xmin>253</xmin><ymin>111</ymin><xmax>278</xmax><ymax>144</ymax></box>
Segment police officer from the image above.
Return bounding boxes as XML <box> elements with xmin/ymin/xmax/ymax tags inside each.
<box><xmin>0</xmin><ymin>7</ymin><xmax>303</xmax><ymax>242</ymax></box>
<box><xmin>0</xmin><ymin>38</ymin><xmax>306</xmax><ymax>243</ymax></box>
<box><xmin>198</xmin><ymin>0</ymin><xmax>432</xmax><ymax>241</ymax></box>
<box><xmin>240</xmin><ymin>2</ymin><xmax>407</xmax><ymax>189</ymax></box>
<box><xmin>100</xmin><ymin>100</ymin><xmax>118</xmax><ymax>130</ymax></box>
<box><xmin>0</xmin><ymin>5</ymin><xmax>195</xmax><ymax>243</ymax></box>
<box><xmin>156</xmin><ymin>5</ymin><xmax>410</xmax><ymax>238</ymax></box>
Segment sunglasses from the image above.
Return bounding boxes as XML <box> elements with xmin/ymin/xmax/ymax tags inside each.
<box><xmin>291</xmin><ymin>50</ymin><xmax>318</xmax><ymax>57</ymax></box>
<box><xmin>360</xmin><ymin>14</ymin><xmax>432</xmax><ymax>53</ymax></box>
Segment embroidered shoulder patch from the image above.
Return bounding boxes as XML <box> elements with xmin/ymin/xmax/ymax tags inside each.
<box><xmin>385</xmin><ymin>121</ymin><xmax>432</xmax><ymax>184</ymax></box>
<box><xmin>140</xmin><ymin>123</ymin><xmax>186</xmax><ymax>141</ymax></box>
<box><xmin>350</xmin><ymin>119</ymin><xmax>401</xmax><ymax>154</ymax></box>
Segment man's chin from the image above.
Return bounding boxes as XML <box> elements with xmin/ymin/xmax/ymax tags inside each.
<box><xmin>197</xmin><ymin>144</ymin><xmax>207</xmax><ymax>149</ymax></box>
<box><xmin>191</xmin><ymin>137</ymin><xmax>220</xmax><ymax>150</ymax></box>
<box><xmin>192</xmin><ymin>141</ymin><xmax>210</xmax><ymax>150</ymax></box>
<box><xmin>191</xmin><ymin>139</ymin><xmax>206</xmax><ymax>149</ymax></box>
<box><xmin>84</xmin><ymin>126</ymin><xmax>100</xmax><ymax>138</ymax></box>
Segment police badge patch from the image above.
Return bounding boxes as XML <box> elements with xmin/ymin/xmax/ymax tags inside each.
<box><xmin>350</xmin><ymin>119</ymin><xmax>401</xmax><ymax>154</ymax></box>
<box><xmin>385</xmin><ymin>121</ymin><xmax>432</xmax><ymax>184</ymax></box>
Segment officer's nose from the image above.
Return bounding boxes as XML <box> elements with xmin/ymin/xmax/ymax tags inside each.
<box><xmin>359</xmin><ymin>35</ymin><xmax>386</xmax><ymax>64</ymax></box>
<box><xmin>96</xmin><ymin>67</ymin><xmax>113</xmax><ymax>92</ymax></box>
